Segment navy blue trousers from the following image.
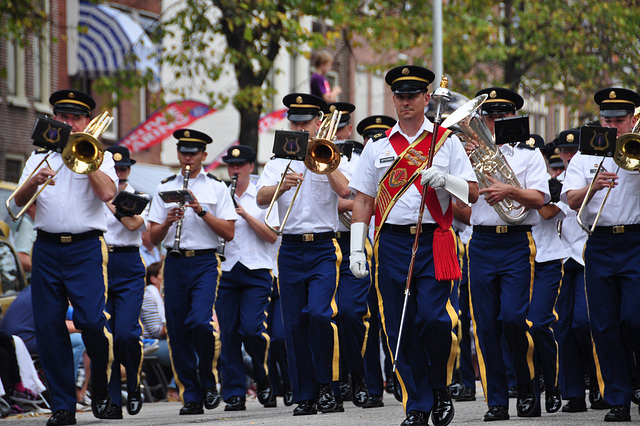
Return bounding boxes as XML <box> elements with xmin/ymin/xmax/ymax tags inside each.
<box><xmin>468</xmin><ymin>231</ymin><xmax>536</xmax><ymax>408</ymax></box>
<box><xmin>554</xmin><ymin>258</ymin><xmax>593</xmax><ymax>399</ymax></box>
<box><xmin>336</xmin><ymin>233</ymin><xmax>371</xmax><ymax>378</ymax></box>
<box><xmin>375</xmin><ymin>229</ymin><xmax>457</xmax><ymax>414</ymax></box>
<box><xmin>278</xmin><ymin>239</ymin><xmax>340</xmax><ymax>402</ymax></box>
<box><xmin>530</xmin><ymin>259</ymin><xmax>562</xmax><ymax>390</ymax></box>
<box><xmin>106</xmin><ymin>251</ymin><xmax>145</xmax><ymax>406</ymax></box>
<box><xmin>363</xmin><ymin>252</ymin><xmax>385</xmax><ymax>396</ymax></box>
<box><xmin>31</xmin><ymin>236</ymin><xmax>112</xmax><ymax>413</ymax></box>
<box><xmin>164</xmin><ymin>253</ymin><xmax>220</xmax><ymax>404</ymax></box>
<box><xmin>216</xmin><ymin>262</ymin><xmax>272</xmax><ymax>400</ymax></box>
<box><xmin>457</xmin><ymin>242</ymin><xmax>476</xmax><ymax>388</ymax></box>
<box><xmin>267</xmin><ymin>279</ymin><xmax>291</xmax><ymax>396</ymax></box>
<box><xmin>585</xmin><ymin>232</ymin><xmax>640</xmax><ymax>406</ymax></box>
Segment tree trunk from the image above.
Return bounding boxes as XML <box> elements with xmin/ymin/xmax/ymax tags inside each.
<box><xmin>237</xmin><ymin>107</ymin><xmax>262</xmax><ymax>154</ymax></box>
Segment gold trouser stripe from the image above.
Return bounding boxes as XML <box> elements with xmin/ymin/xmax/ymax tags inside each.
<box><xmin>550</xmin><ymin>263</ymin><xmax>564</xmax><ymax>387</ymax></box>
<box><xmin>99</xmin><ymin>237</ymin><xmax>114</xmax><ymax>382</ymax></box>
<box><xmin>360</xmin><ymin>239</ymin><xmax>375</xmax><ymax>357</ymax></box>
<box><xmin>262</xmin><ymin>270</ymin><xmax>274</xmax><ymax>377</ymax></box>
<box><xmin>162</xmin><ymin>256</ymin><xmax>185</xmax><ymax>402</ymax></box>
<box><xmin>582</xmin><ymin>256</ymin><xmax>606</xmax><ymax>397</ymax></box>
<box><xmin>373</xmin><ymin>238</ymin><xmax>409</xmax><ymax>413</ymax></box>
<box><xmin>330</xmin><ymin>239</ymin><xmax>342</xmax><ymax>382</ymax></box>
<box><xmin>136</xmin><ymin>251</ymin><xmax>147</xmax><ymax>387</ymax></box>
<box><xmin>525</xmin><ymin>232</ymin><xmax>536</xmax><ymax>380</ymax></box>
<box><xmin>445</xmin><ymin>282</ymin><xmax>459</xmax><ymax>385</ymax></box>
<box><xmin>210</xmin><ymin>255</ymin><xmax>223</xmax><ymax>384</ymax></box>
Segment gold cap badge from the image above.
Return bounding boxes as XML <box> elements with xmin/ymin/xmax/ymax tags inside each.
<box><xmin>68</xmin><ymin>92</ymin><xmax>75</xmax><ymax>98</ymax></box>
<box><xmin>296</xmin><ymin>96</ymin><xmax>303</xmax><ymax>104</ymax></box>
<box><xmin>376</xmin><ymin>117</ymin><xmax>382</xmax><ymax>124</ymax></box>
<box><xmin>402</xmin><ymin>67</ymin><xmax>410</xmax><ymax>75</ymax></box>
<box><xmin>231</xmin><ymin>148</ymin><xmax>240</xmax><ymax>157</ymax></box>
<box><xmin>184</xmin><ymin>130</ymin><xmax>190</xmax><ymax>138</ymax></box>
<box><xmin>609</xmin><ymin>91</ymin><xmax>617</xmax><ymax>99</ymax></box>
<box><xmin>113</xmin><ymin>153</ymin><xmax>123</xmax><ymax>161</ymax></box>
<box><xmin>490</xmin><ymin>90</ymin><xmax>497</xmax><ymax>98</ymax></box>
<box><xmin>526</xmin><ymin>138</ymin><xmax>535</xmax><ymax>147</ymax></box>
<box><xmin>567</xmin><ymin>134</ymin><xmax>574</xmax><ymax>142</ymax></box>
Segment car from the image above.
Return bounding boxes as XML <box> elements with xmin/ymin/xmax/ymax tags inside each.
<box><xmin>0</xmin><ymin>181</ymin><xmax>28</xmax><ymax>318</ymax></box>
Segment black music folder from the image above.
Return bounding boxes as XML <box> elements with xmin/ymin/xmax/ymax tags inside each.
<box><xmin>272</xmin><ymin>130</ymin><xmax>309</xmax><ymax>161</ymax></box>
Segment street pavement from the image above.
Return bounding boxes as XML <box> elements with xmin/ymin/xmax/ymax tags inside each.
<box><xmin>4</xmin><ymin>382</ymin><xmax>638</xmax><ymax>425</ymax></box>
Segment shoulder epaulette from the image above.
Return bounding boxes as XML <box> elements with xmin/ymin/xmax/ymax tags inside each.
<box><xmin>161</xmin><ymin>174</ymin><xmax>177</xmax><ymax>184</ymax></box>
<box><xmin>35</xmin><ymin>148</ymin><xmax>48</xmax><ymax>154</ymax></box>
<box><xmin>207</xmin><ymin>173</ymin><xmax>220</xmax><ymax>181</ymax></box>
<box><xmin>371</xmin><ymin>132</ymin><xmax>386</xmax><ymax>142</ymax></box>
<box><xmin>517</xmin><ymin>140</ymin><xmax>536</xmax><ymax>150</ymax></box>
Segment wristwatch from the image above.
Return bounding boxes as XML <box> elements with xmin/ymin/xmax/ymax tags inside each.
<box><xmin>197</xmin><ymin>208</ymin><xmax>207</xmax><ymax>218</ymax></box>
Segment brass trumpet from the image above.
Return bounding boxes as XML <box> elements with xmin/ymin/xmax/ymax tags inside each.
<box><xmin>264</xmin><ymin>109</ymin><xmax>343</xmax><ymax>235</ymax></box>
<box><xmin>5</xmin><ymin>112</ymin><xmax>112</xmax><ymax>221</ymax></box>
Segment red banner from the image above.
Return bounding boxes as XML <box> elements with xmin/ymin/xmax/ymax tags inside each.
<box><xmin>118</xmin><ymin>100</ymin><xmax>216</xmax><ymax>153</ymax></box>
<box><xmin>205</xmin><ymin>108</ymin><xmax>287</xmax><ymax>171</ymax></box>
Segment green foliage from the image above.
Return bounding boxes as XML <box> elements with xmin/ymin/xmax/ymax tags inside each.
<box><xmin>0</xmin><ymin>0</ymin><xmax>49</xmax><ymax>46</ymax></box>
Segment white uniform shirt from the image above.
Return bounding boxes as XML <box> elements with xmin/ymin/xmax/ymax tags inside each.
<box><xmin>256</xmin><ymin>158</ymin><xmax>342</xmax><ymax>235</ymax></box>
<box><xmin>470</xmin><ymin>145</ymin><xmax>550</xmax><ymax>226</ymax></box>
<box><xmin>349</xmin><ymin>119</ymin><xmax>476</xmax><ymax>225</ymax></box>
<box><xmin>104</xmin><ymin>183</ymin><xmax>147</xmax><ymax>247</ymax></box>
<box><xmin>556</xmin><ymin>170</ymin><xmax>588</xmax><ymax>265</ymax></box>
<box><xmin>221</xmin><ymin>181</ymin><xmax>277</xmax><ymax>272</ymax></box>
<box><xmin>147</xmin><ymin>170</ymin><xmax>238</xmax><ymax>250</ymax></box>
<box><xmin>19</xmin><ymin>150</ymin><xmax>117</xmax><ymax>233</ymax></box>
<box><xmin>560</xmin><ymin>152</ymin><xmax>640</xmax><ymax>226</ymax></box>
<box><xmin>532</xmin><ymin>179</ymin><xmax>568</xmax><ymax>263</ymax></box>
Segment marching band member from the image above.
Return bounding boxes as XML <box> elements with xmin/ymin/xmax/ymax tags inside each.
<box><xmin>349</xmin><ymin>66</ymin><xmax>478</xmax><ymax>426</ymax></box>
<box><xmin>256</xmin><ymin>93</ymin><xmax>351</xmax><ymax>416</ymax></box>
<box><xmin>355</xmin><ymin>114</ymin><xmax>397</xmax><ymax>409</ymax></box>
<box><xmin>466</xmin><ymin>87</ymin><xmax>549</xmax><ymax>421</ymax></box>
<box><xmin>216</xmin><ymin>145</ymin><xmax>278</xmax><ymax>410</ymax></box>
<box><xmin>562</xmin><ymin>88</ymin><xmax>640</xmax><ymax>422</ymax></box>
<box><xmin>14</xmin><ymin>90</ymin><xmax>117</xmax><ymax>425</ymax></box>
<box><xmin>329</xmin><ymin>101</ymin><xmax>371</xmax><ymax>408</ymax></box>
<box><xmin>147</xmin><ymin>129</ymin><xmax>237</xmax><ymax>415</ymax></box>
<box><xmin>101</xmin><ymin>145</ymin><xmax>147</xmax><ymax>419</ymax></box>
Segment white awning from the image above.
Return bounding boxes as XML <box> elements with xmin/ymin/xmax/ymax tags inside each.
<box><xmin>77</xmin><ymin>1</ymin><xmax>159</xmax><ymax>78</ymax></box>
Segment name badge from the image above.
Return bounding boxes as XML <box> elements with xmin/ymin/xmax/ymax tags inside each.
<box><xmin>379</xmin><ymin>156</ymin><xmax>395</xmax><ymax>164</ymax></box>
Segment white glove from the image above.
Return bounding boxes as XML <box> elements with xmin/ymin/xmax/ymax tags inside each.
<box><xmin>349</xmin><ymin>222</ymin><xmax>369</xmax><ymax>278</ymax></box>
<box><xmin>420</xmin><ymin>167</ymin><xmax>448</xmax><ymax>188</ymax></box>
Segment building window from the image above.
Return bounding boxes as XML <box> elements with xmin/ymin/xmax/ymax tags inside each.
<box><xmin>5</xmin><ymin>156</ymin><xmax>24</xmax><ymax>183</ymax></box>
<box><xmin>32</xmin><ymin>0</ymin><xmax>50</xmax><ymax>105</ymax></box>
<box><xmin>6</xmin><ymin>39</ymin><xmax>26</xmax><ymax>103</ymax></box>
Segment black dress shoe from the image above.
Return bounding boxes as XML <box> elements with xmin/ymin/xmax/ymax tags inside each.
<box><xmin>224</xmin><ymin>396</ymin><xmax>246</xmax><ymax>411</ymax></box>
<box><xmin>90</xmin><ymin>386</ymin><xmax>111</xmax><ymax>419</ymax></box>
<box><xmin>604</xmin><ymin>405</ymin><xmax>631</xmax><ymax>422</ymax></box>
<box><xmin>484</xmin><ymin>405</ymin><xmax>509</xmax><ymax>421</ymax></box>
<box><xmin>401</xmin><ymin>410</ymin><xmax>430</xmax><ymax>426</ymax></box>
<box><xmin>545</xmin><ymin>386</ymin><xmax>562</xmax><ymax>413</ymax></box>
<box><xmin>455</xmin><ymin>385</ymin><xmax>476</xmax><ymax>402</ymax></box>
<box><xmin>317</xmin><ymin>382</ymin><xmax>337</xmax><ymax>412</ymax></box>
<box><xmin>47</xmin><ymin>410</ymin><xmax>77</xmax><ymax>425</ymax></box>
<box><xmin>127</xmin><ymin>386</ymin><xmax>142</xmax><ymax>415</ymax></box>
<box><xmin>179</xmin><ymin>401</ymin><xmax>204</xmax><ymax>415</ymax></box>
<box><xmin>589</xmin><ymin>384</ymin><xmax>611</xmax><ymax>410</ymax></box>
<box><xmin>516</xmin><ymin>381</ymin><xmax>540</xmax><ymax>417</ymax></box>
<box><xmin>100</xmin><ymin>404</ymin><xmax>123</xmax><ymax>419</ymax></box>
<box><xmin>431</xmin><ymin>388</ymin><xmax>455</xmax><ymax>426</ymax></box>
<box><xmin>351</xmin><ymin>374</ymin><xmax>369</xmax><ymax>407</ymax></box>
<box><xmin>283</xmin><ymin>388</ymin><xmax>294</xmax><ymax>407</ymax></box>
<box><xmin>385</xmin><ymin>377</ymin><xmax>396</xmax><ymax>394</ymax></box>
<box><xmin>263</xmin><ymin>394</ymin><xmax>277</xmax><ymax>408</ymax></box>
<box><xmin>562</xmin><ymin>397</ymin><xmax>587</xmax><ymax>413</ymax></box>
<box><xmin>393</xmin><ymin>376</ymin><xmax>403</xmax><ymax>402</ymax></box>
<box><xmin>631</xmin><ymin>384</ymin><xmax>640</xmax><ymax>405</ymax></box>
<box><xmin>449</xmin><ymin>381</ymin><xmax>463</xmax><ymax>399</ymax></box>
<box><xmin>204</xmin><ymin>386</ymin><xmax>221</xmax><ymax>410</ymax></box>
<box><xmin>257</xmin><ymin>377</ymin><xmax>274</xmax><ymax>406</ymax></box>
<box><xmin>363</xmin><ymin>394</ymin><xmax>384</xmax><ymax>408</ymax></box>
<box><xmin>340</xmin><ymin>374</ymin><xmax>353</xmax><ymax>401</ymax></box>
<box><xmin>292</xmin><ymin>399</ymin><xmax>317</xmax><ymax>416</ymax></box>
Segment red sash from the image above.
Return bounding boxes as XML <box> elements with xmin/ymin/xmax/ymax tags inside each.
<box><xmin>374</xmin><ymin>127</ymin><xmax>461</xmax><ymax>281</ymax></box>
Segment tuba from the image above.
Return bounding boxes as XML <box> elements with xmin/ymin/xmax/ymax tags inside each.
<box><xmin>441</xmin><ymin>95</ymin><xmax>528</xmax><ymax>224</ymax></box>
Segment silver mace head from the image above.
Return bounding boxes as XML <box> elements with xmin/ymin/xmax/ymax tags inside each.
<box><xmin>431</xmin><ymin>76</ymin><xmax>452</xmax><ymax>123</ymax></box>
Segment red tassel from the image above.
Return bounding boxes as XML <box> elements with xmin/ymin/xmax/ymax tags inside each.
<box><xmin>432</xmin><ymin>227</ymin><xmax>461</xmax><ymax>281</ymax></box>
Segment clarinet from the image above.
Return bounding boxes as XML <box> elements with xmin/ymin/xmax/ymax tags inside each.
<box><xmin>168</xmin><ymin>165</ymin><xmax>191</xmax><ymax>258</ymax></box>
<box><xmin>218</xmin><ymin>174</ymin><xmax>238</xmax><ymax>261</ymax></box>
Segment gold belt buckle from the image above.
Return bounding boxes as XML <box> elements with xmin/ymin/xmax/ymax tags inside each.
<box><xmin>410</xmin><ymin>226</ymin><xmax>417</xmax><ymax>235</ymax></box>
<box><xmin>302</xmin><ymin>234</ymin><xmax>314</xmax><ymax>242</ymax></box>
<box><xmin>60</xmin><ymin>235</ymin><xmax>73</xmax><ymax>243</ymax></box>
<box><xmin>496</xmin><ymin>225</ymin><xmax>508</xmax><ymax>234</ymax></box>
<box><xmin>185</xmin><ymin>250</ymin><xmax>196</xmax><ymax>257</ymax></box>
<box><xmin>335</xmin><ymin>231</ymin><xmax>342</xmax><ymax>239</ymax></box>
<box><xmin>612</xmin><ymin>225</ymin><xmax>625</xmax><ymax>234</ymax></box>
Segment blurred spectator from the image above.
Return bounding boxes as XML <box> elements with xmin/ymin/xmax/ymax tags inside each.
<box><xmin>0</xmin><ymin>285</ymin><xmax>36</xmax><ymax>354</ymax></box>
<box><xmin>140</xmin><ymin>230</ymin><xmax>163</xmax><ymax>267</ymax></box>
<box><xmin>0</xmin><ymin>331</ymin><xmax>43</xmax><ymax>414</ymax></box>
<box><xmin>310</xmin><ymin>50</ymin><xmax>341</xmax><ymax>102</ymax></box>
<box><xmin>10</xmin><ymin>204</ymin><xmax>36</xmax><ymax>281</ymax></box>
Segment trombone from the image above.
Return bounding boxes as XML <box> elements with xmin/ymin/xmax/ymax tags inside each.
<box><xmin>5</xmin><ymin>112</ymin><xmax>112</xmax><ymax>221</ymax></box>
<box><xmin>264</xmin><ymin>109</ymin><xmax>343</xmax><ymax>235</ymax></box>
<box><xmin>577</xmin><ymin>114</ymin><xmax>640</xmax><ymax>233</ymax></box>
